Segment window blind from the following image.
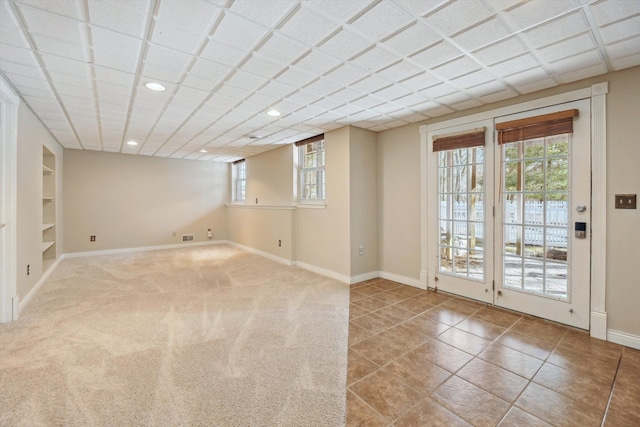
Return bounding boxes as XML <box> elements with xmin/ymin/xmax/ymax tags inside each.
<box><xmin>232</xmin><ymin>159</ymin><xmax>245</xmax><ymax>165</ymax></box>
<box><xmin>496</xmin><ymin>109</ymin><xmax>579</xmax><ymax>145</ymax></box>
<box><xmin>294</xmin><ymin>134</ymin><xmax>324</xmax><ymax>147</ymax></box>
<box><xmin>432</xmin><ymin>128</ymin><xmax>485</xmax><ymax>152</ymax></box>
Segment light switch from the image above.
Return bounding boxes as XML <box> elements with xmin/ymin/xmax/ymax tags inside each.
<box><xmin>615</xmin><ymin>194</ymin><xmax>637</xmax><ymax>209</ymax></box>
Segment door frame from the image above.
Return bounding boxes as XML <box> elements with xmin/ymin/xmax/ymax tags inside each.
<box><xmin>420</xmin><ymin>83</ymin><xmax>609</xmax><ymax>339</ymax></box>
<box><xmin>0</xmin><ymin>75</ymin><xmax>20</xmax><ymax>323</ymax></box>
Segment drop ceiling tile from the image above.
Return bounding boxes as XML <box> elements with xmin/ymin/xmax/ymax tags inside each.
<box><xmin>310</xmin><ymin>97</ymin><xmax>344</xmax><ymax>110</ymax></box>
<box><xmin>349</xmin><ymin>0</ymin><xmax>414</xmax><ymax>41</ymax></box>
<box><xmin>150</xmin><ymin>20</ymin><xmax>205</xmax><ymax>55</ymax></box>
<box><xmin>0</xmin><ymin>60</ymin><xmax>45</xmax><ymax>79</ymax></box>
<box><xmin>506</xmin><ymin>67</ymin><xmax>556</xmax><ymax>94</ymax></box>
<box><xmin>303</xmin><ymin>77</ymin><xmax>341</xmax><ymax>96</ymax></box>
<box><xmin>398</xmin><ymin>71</ymin><xmax>442</xmax><ymax>91</ymax></box>
<box><xmin>96</xmin><ymin>82</ymin><xmax>133</xmax><ymax>99</ymax></box>
<box><xmin>226</xmin><ymin>70</ymin><xmax>268</xmax><ymax>90</ymax></box>
<box><xmin>60</xmin><ymin>94</ymin><xmax>94</xmax><ymax>108</ymax></box>
<box><xmin>432</xmin><ymin>57</ymin><xmax>481</xmax><ymax>80</ymax></box>
<box><xmin>589</xmin><ymin>0</ymin><xmax>640</xmax><ymax>27</ymax></box>
<box><xmin>318</xmin><ymin>28</ymin><xmax>372</xmax><ymax>60</ymax></box>
<box><xmin>200</xmin><ymin>39</ymin><xmax>246</xmax><ymax>67</ymax></box>
<box><xmin>240</xmin><ymin>54</ymin><xmax>287</xmax><ymax>79</ymax></box>
<box><xmin>255</xmin><ymin>33</ymin><xmax>309</xmax><ymax>64</ymax></box>
<box><xmin>258</xmin><ymin>80</ymin><xmax>297</xmax><ymax>99</ymax></box>
<box><xmin>477</xmin><ymin>88</ymin><xmax>518</xmax><ymax>104</ymax></box>
<box><xmin>350</xmin><ymin>94</ymin><xmax>385</xmax><ymax>109</ymax></box>
<box><xmin>600</xmin><ymin>15</ymin><xmax>640</xmax><ymax>44</ymax></box>
<box><xmin>500</xmin><ymin>0</ymin><xmax>579</xmax><ymax>30</ymax></box>
<box><xmin>141</xmin><ymin>63</ymin><xmax>184</xmax><ymax>84</ymax></box>
<box><xmin>279</xmin><ymin>7</ymin><xmax>338</xmax><ymax>46</ymax></box>
<box><xmin>323</xmin><ymin>63</ymin><xmax>368</xmax><ymax>87</ymax></box>
<box><xmin>15</xmin><ymin>85</ymin><xmax>55</xmax><ymax>100</ymax></box>
<box><xmin>452</xmin><ymin>18</ymin><xmax>512</xmax><ymax>52</ymax></box>
<box><xmin>373</xmin><ymin>84</ymin><xmax>411</xmax><ymax>101</ymax></box>
<box><xmin>611</xmin><ymin>54</ymin><xmax>640</xmax><ymax>70</ymax></box>
<box><xmin>304</xmin><ymin>0</ymin><xmax>371</xmax><ymax>25</ymax></box>
<box><xmin>275</xmin><ymin>66</ymin><xmax>320</xmax><ymax>88</ymax></box>
<box><xmin>329</xmin><ymin>87</ymin><xmax>366</xmax><ymax>103</ymax></box>
<box><xmin>87</xmin><ymin>0</ymin><xmax>149</xmax><ymax>38</ymax></box>
<box><xmin>369</xmin><ymin>101</ymin><xmax>403</xmax><ymax>115</ymax></box>
<box><xmin>391</xmin><ymin>0</ymin><xmax>443</xmax><ymax>16</ymax></box>
<box><xmin>211</xmin><ymin>12</ymin><xmax>269</xmax><ymax>51</ymax></box>
<box><xmin>349</xmin><ymin>74</ymin><xmax>392</xmax><ymax>93</ymax></box>
<box><xmin>294</xmin><ymin>49</ymin><xmax>342</xmax><ymax>74</ymax></box>
<box><xmin>554</xmin><ymin>62</ymin><xmax>608</xmax><ymax>84</ymax></box>
<box><xmin>229</xmin><ymin>0</ymin><xmax>296</xmax><ymax>27</ymax></box>
<box><xmin>382</xmin><ymin>21</ymin><xmax>440</xmax><ymax>57</ymax></box>
<box><xmin>41</xmin><ymin>118</ymin><xmax>70</xmax><ymax>130</ymax></box>
<box><xmin>451</xmin><ymin>98</ymin><xmax>483</xmax><ymax>110</ymax></box>
<box><xmin>175</xmin><ymin>86</ymin><xmax>209</xmax><ymax>104</ymax></box>
<box><xmin>392</xmin><ymin>92</ymin><xmax>428</xmax><ymax>108</ymax></box>
<box><xmin>92</xmin><ymin>27</ymin><xmax>142</xmax><ymax>73</ymax></box>
<box><xmin>410</xmin><ymin>41</ymin><xmax>462</xmax><ymax>69</ymax></box>
<box><xmin>536</xmin><ymin>33</ymin><xmax>597</xmax><ymax>63</ymax></box>
<box><xmin>19</xmin><ymin>6</ymin><xmax>85</xmax><ymax>44</ymax></box>
<box><xmin>451</xmin><ymin>69</ymin><xmax>495</xmax><ymax>90</ymax></box>
<box><xmin>389</xmin><ymin>110</ymin><xmax>429</xmax><ymax>123</ymax></box>
<box><xmin>32</xmin><ymin>35</ymin><xmax>88</xmax><ymax>61</ymax></box>
<box><xmin>54</xmin><ymin>81</ymin><xmax>92</xmax><ymax>98</ymax></box>
<box><xmin>606</xmin><ymin>35</ymin><xmax>640</xmax><ymax>60</ymax></box>
<box><xmin>181</xmin><ymin>74</ymin><xmax>219</xmax><ymax>92</ymax></box>
<box><xmin>168</xmin><ymin>96</ymin><xmax>203</xmax><ymax>111</ymax></box>
<box><xmin>0</xmin><ymin>3</ymin><xmax>30</xmax><ymax>47</ymax></box>
<box><xmin>0</xmin><ymin>44</ymin><xmax>39</xmax><ymax>67</ymax></box>
<box><xmin>422</xmin><ymin>81</ymin><xmax>458</xmax><ymax>99</ymax></box>
<box><xmin>490</xmin><ymin>53</ymin><xmax>539</xmax><ymax>77</ymax></box>
<box><xmin>189</xmin><ymin>57</ymin><xmax>232</xmax><ymax>81</ymax></box>
<box><xmin>245</xmin><ymin>92</ymin><xmax>279</xmax><ymax>106</ymax></box>
<box><xmin>473</xmin><ymin>37</ymin><xmax>528</xmax><ymax>66</ymax></box>
<box><xmin>156</xmin><ymin>0</ymin><xmax>220</xmax><ymax>33</ymax></box>
<box><xmin>231</xmin><ymin>101</ymin><xmax>266</xmax><ymax>115</ymax></box>
<box><xmin>377</xmin><ymin>60</ymin><xmax>422</xmax><ymax>81</ymax></box>
<box><xmin>414</xmin><ymin>102</ymin><xmax>455</xmax><ymax>117</ymax></box>
<box><xmin>282</xmin><ymin>89</ymin><xmax>321</xmax><ymax>105</ymax></box>
<box><xmin>17</xmin><ymin>0</ymin><xmax>84</xmax><ymax>19</ymax></box>
<box><xmin>4</xmin><ymin>73</ymin><xmax>50</xmax><ymax>91</ymax></box>
<box><xmin>548</xmin><ymin>49</ymin><xmax>603</xmax><ymax>73</ymax></box>
<box><xmin>523</xmin><ymin>11</ymin><xmax>589</xmax><ymax>49</ymax></box>
<box><xmin>350</xmin><ymin>45</ymin><xmax>400</xmax><ymax>72</ymax></box>
<box><xmin>424</xmin><ymin>0</ymin><xmax>493</xmax><ymax>36</ymax></box>
<box><xmin>93</xmin><ymin>66</ymin><xmax>134</xmax><ymax>87</ymax></box>
<box><xmin>217</xmin><ymin>83</ymin><xmax>252</xmax><ymax>100</ymax></box>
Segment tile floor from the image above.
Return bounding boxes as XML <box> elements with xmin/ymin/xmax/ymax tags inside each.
<box><xmin>346</xmin><ymin>279</ymin><xmax>640</xmax><ymax>426</ymax></box>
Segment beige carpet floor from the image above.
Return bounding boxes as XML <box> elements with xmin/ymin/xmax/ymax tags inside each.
<box><xmin>0</xmin><ymin>245</ymin><xmax>350</xmax><ymax>426</ymax></box>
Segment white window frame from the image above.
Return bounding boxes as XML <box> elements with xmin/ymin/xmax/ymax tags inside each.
<box><xmin>298</xmin><ymin>139</ymin><xmax>325</xmax><ymax>202</ymax></box>
<box><xmin>233</xmin><ymin>160</ymin><xmax>246</xmax><ymax>202</ymax></box>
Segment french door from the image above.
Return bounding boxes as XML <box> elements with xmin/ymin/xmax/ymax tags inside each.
<box><xmin>427</xmin><ymin>99</ymin><xmax>591</xmax><ymax>329</ymax></box>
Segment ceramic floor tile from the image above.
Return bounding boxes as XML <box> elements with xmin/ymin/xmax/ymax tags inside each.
<box><xmin>498</xmin><ymin>406</ymin><xmax>553</xmax><ymax>426</ymax></box>
<box><xmin>607</xmin><ymin>389</ymin><xmax>640</xmax><ymax>422</ymax></box>
<box><xmin>350</xmin><ymin>289</ymin><xmax>368</xmax><ymax>302</ymax></box>
<box><xmin>381</xmin><ymin>349</ymin><xmax>451</xmax><ymax>393</ymax></box>
<box><xmin>515</xmin><ymin>382</ymin><xmax>603</xmax><ymax>427</ymax></box>
<box><xmin>349</xmin><ymin>321</ymin><xmax>375</xmax><ymax>344</ymax></box>
<box><xmin>423</xmin><ymin>306</ymin><xmax>469</xmax><ymax>326</ymax></box>
<box><xmin>410</xmin><ymin>339</ymin><xmax>473</xmax><ymax>373</ymax></box>
<box><xmin>347</xmin><ymin>349</ymin><xmax>378</xmax><ymax>386</ymax></box>
<box><xmin>436</xmin><ymin>327</ymin><xmax>492</xmax><ymax>356</ymax></box>
<box><xmin>351</xmin><ymin>295</ymin><xmax>391</xmax><ymax>312</ymax></box>
<box><xmin>620</xmin><ymin>346</ymin><xmax>640</xmax><ymax>373</ymax></box>
<box><xmin>433</xmin><ymin>376</ymin><xmax>511</xmax><ymax>426</ymax></box>
<box><xmin>496</xmin><ymin>330</ymin><xmax>557</xmax><ymax>360</ymax></box>
<box><xmin>414</xmin><ymin>291</ymin><xmax>452</xmax><ymax>306</ymax></box>
<box><xmin>457</xmin><ymin>358</ymin><xmax>529</xmax><ymax>403</ymax></box>
<box><xmin>509</xmin><ymin>317</ymin><xmax>567</xmax><ymax>345</ymax></box>
<box><xmin>388</xmin><ymin>286</ymin><xmax>425</xmax><ymax>299</ymax></box>
<box><xmin>350</xmin><ymin>369</ymin><xmax>425</xmax><ymax>423</ymax></box>
<box><xmin>441</xmin><ymin>298</ymin><xmax>485</xmax><ymax>314</ymax></box>
<box><xmin>532</xmin><ymin>362</ymin><xmax>612</xmax><ymax>414</ymax></box>
<box><xmin>394</xmin><ymin>397</ymin><xmax>472</xmax><ymax>427</ymax></box>
<box><xmin>393</xmin><ymin>297</ymin><xmax>435</xmax><ymax>315</ymax></box>
<box><xmin>546</xmin><ymin>345</ymin><xmax>618</xmax><ymax>385</ymax></box>
<box><xmin>346</xmin><ymin>390</ymin><xmax>387</xmax><ymax>427</ymax></box>
<box><xmin>401</xmin><ymin>314</ymin><xmax>451</xmax><ymax>339</ymax></box>
<box><xmin>372</xmin><ymin>290</ymin><xmax>411</xmax><ymax>305</ymax></box>
<box><xmin>371</xmin><ymin>280</ymin><xmax>403</xmax><ymax>291</ymax></box>
<box><xmin>613</xmin><ymin>365</ymin><xmax>640</xmax><ymax>398</ymax></box>
<box><xmin>558</xmin><ymin>329</ymin><xmax>622</xmax><ymax>365</ymax></box>
<box><xmin>349</xmin><ymin>303</ymin><xmax>370</xmax><ymax>320</ymax></box>
<box><xmin>472</xmin><ymin>307</ymin><xmax>522</xmax><ymax>328</ymax></box>
<box><xmin>354</xmin><ymin>284</ymin><xmax>387</xmax><ymax>297</ymax></box>
<box><xmin>455</xmin><ymin>317</ymin><xmax>507</xmax><ymax>341</ymax></box>
<box><xmin>350</xmin><ymin>333</ymin><xmax>408</xmax><ymax>367</ymax></box>
<box><xmin>479</xmin><ymin>343</ymin><xmax>544</xmax><ymax>379</ymax></box>
<box><xmin>349</xmin><ymin>305</ymin><xmax>412</xmax><ymax>335</ymax></box>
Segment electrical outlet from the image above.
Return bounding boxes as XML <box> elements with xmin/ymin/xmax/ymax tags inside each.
<box><xmin>27</xmin><ymin>264</ymin><xmax>30</xmax><ymax>276</ymax></box>
<box><xmin>255</xmin><ymin>198</ymin><xmax>258</xmax><ymax>204</ymax></box>
<box><xmin>358</xmin><ymin>245</ymin><xmax>364</xmax><ymax>255</ymax></box>
<box><xmin>90</xmin><ymin>235</ymin><xmax>96</xmax><ymax>242</ymax></box>
<box><xmin>207</xmin><ymin>228</ymin><xmax>213</xmax><ymax>238</ymax></box>
<box><xmin>278</xmin><ymin>239</ymin><xmax>282</xmax><ymax>247</ymax></box>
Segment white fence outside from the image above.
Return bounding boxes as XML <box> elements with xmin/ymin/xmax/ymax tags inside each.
<box><xmin>441</xmin><ymin>201</ymin><xmax>568</xmax><ymax>247</ymax></box>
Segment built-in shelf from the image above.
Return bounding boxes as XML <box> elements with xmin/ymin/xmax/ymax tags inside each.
<box><xmin>43</xmin><ymin>165</ymin><xmax>54</xmax><ymax>175</ymax></box>
<box><xmin>42</xmin><ymin>223</ymin><xmax>55</xmax><ymax>231</ymax></box>
<box><xmin>43</xmin><ymin>146</ymin><xmax>56</xmax><ymax>267</ymax></box>
<box><xmin>42</xmin><ymin>241</ymin><xmax>55</xmax><ymax>252</ymax></box>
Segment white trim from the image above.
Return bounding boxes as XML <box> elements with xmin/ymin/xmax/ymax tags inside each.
<box><xmin>591</xmin><ymin>311</ymin><xmax>608</xmax><ymax>340</ymax></box>
<box><xmin>379</xmin><ymin>271</ymin><xmax>423</xmax><ymax>289</ymax></box>
<box><xmin>0</xmin><ymin>74</ymin><xmax>19</xmax><ymax>323</ymax></box>
<box><xmin>294</xmin><ymin>260</ymin><xmax>350</xmax><ymax>284</ymax></box>
<box><xmin>18</xmin><ymin>256</ymin><xmax>64</xmax><ymax>313</ymax></box>
<box><xmin>64</xmin><ymin>240</ymin><xmax>228</xmax><ymax>258</ymax></box>
<box><xmin>607</xmin><ymin>329</ymin><xmax>640</xmax><ymax>350</ymax></box>
<box><xmin>350</xmin><ymin>271</ymin><xmax>379</xmax><ymax>284</ymax></box>
<box><xmin>227</xmin><ymin>241</ymin><xmax>293</xmax><ymax>266</ymax></box>
<box><xmin>590</xmin><ymin>82</ymin><xmax>608</xmax><ymax>340</ymax></box>
<box><xmin>420</xmin><ymin>125</ymin><xmax>429</xmax><ymax>289</ymax></box>
<box><xmin>225</xmin><ymin>203</ymin><xmax>296</xmax><ymax>210</ymax></box>
<box><xmin>295</xmin><ymin>202</ymin><xmax>327</xmax><ymax>209</ymax></box>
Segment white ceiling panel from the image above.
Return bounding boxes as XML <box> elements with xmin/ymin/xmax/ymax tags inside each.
<box><xmin>1</xmin><ymin>0</ymin><xmax>638</xmax><ymax>161</ymax></box>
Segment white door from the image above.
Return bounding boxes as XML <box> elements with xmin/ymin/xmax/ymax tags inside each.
<box><xmin>494</xmin><ymin>99</ymin><xmax>591</xmax><ymax>329</ymax></box>
<box><xmin>427</xmin><ymin>119</ymin><xmax>495</xmax><ymax>304</ymax></box>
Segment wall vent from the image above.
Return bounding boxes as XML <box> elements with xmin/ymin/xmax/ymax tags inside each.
<box><xmin>182</xmin><ymin>234</ymin><xmax>194</xmax><ymax>242</ymax></box>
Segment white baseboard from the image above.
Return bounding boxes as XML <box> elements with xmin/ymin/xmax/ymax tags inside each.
<box><xmin>18</xmin><ymin>256</ymin><xmax>64</xmax><ymax>313</ymax></box>
<box><xmin>350</xmin><ymin>271</ymin><xmax>379</xmax><ymax>285</ymax></box>
<box><xmin>607</xmin><ymin>329</ymin><xmax>640</xmax><ymax>350</ymax></box>
<box><xmin>379</xmin><ymin>271</ymin><xmax>424</xmax><ymax>289</ymax></box>
<box><xmin>294</xmin><ymin>260</ymin><xmax>350</xmax><ymax>284</ymax></box>
<box><xmin>64</xmin><ymin>240</ymin><xmax>228</xmax><ymax>258</ymax></box>
<box><xmin>227</xmin><ymin>242</ymin><xmax>293</xmax><ymax>266</ymax></box>
<box><xmin>590</xmin><ymin>311</ymin><xmax>608</xmax><ymax>340</ymax></box>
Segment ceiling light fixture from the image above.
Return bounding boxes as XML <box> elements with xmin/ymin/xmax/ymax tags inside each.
<box><xmin>145</xmin><ymin>82</ymin><xmax>166</xmax><ymax>91</ymax></box>
<box><xmin>126</xmin><ymin>140</ymin><xmax>138</xmax><ymax>146</ymax></box>
<box><xmin>267</xmin><ymin>109</ymin><xmax>281</xmax><ymax>117</ymax></box>
<box><xmin>199</xmin><ymin>149</ymin><xmax>208</xmax><ymax>153</ymax></box>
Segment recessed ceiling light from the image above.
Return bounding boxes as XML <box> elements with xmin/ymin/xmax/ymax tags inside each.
<box><xmin>199</xmin><ymin>149</ymin><xmax>208</xmax><ymax>153</ymax></box>
<box><xmin>126</xmin><ymin>140</ymin><xmax>138</xmax><ymax>146</ymax></box>
<box><xmin>145</xmin><ymin>82</ymin><xmax>166</xmax><ymax>91</ymax></box>
<box><xmin>267</xmin><ymin>109</ymin><xmax>281</xmax><ymax>117</ymax></box>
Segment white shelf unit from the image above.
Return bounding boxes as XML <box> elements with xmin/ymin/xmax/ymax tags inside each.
<box><xmin>42</xmin><ymin>146</ymin><xmax>56</xmax><ymax>271</ymax></box>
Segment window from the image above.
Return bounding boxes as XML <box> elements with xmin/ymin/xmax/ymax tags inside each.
<box><xmin>234</xmin><ymin>160</ymin><xmax>246</xmax><ymax>201</ymax></box>
<box><xmin>297</xmin><ymin>135</ymin><xmax>325</xmax><ymax>201</ymax></box>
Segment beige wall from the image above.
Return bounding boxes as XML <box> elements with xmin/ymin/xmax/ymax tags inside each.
<box><xmin>245</xmin><ymin>144</ymin><xmax>293</xmax><ymax>206</ymax></box>
<box><xmin>349</xmin><ymin>126</ymin><xmax>378</xmax><ymax>277</ymax></box>
<box><xmin>296</xmin><ymin>127</ymin><xmax>351</xmax><ymax>277</ymax></box>
<box><xmin>378</xmin><ymin>66</ymin><xmax>640</xmax><ymax>337</ymax></box>
<box><xmin>63</xmin><ymin>150</ymin><xmax>228</xmax><ymax>252</ymax></box>
<box><xmin>227</xmin><ymin>207</ymin><xmax>294</xmax><ymax>261</ymax></box>
<box><xmin>16</xmin><ymin>103</ymin><xmax>63</xmax><ymax>299</ymax></box>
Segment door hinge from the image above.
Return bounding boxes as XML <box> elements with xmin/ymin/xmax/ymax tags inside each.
<box><xmin>492</xmin><ymin>280</ymin><xmax>495</xmax><ymax>291</ymax></box>
<box><xmin>492</xmin><ymin>206</ymin><xmax>495</xmax><ymax>217</ymax></box>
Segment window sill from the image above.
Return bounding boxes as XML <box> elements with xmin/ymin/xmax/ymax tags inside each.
<box><xmin>296</xmin><ymin>202</ymin><xmax>327</xmax><ymax>209</ymax></box>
